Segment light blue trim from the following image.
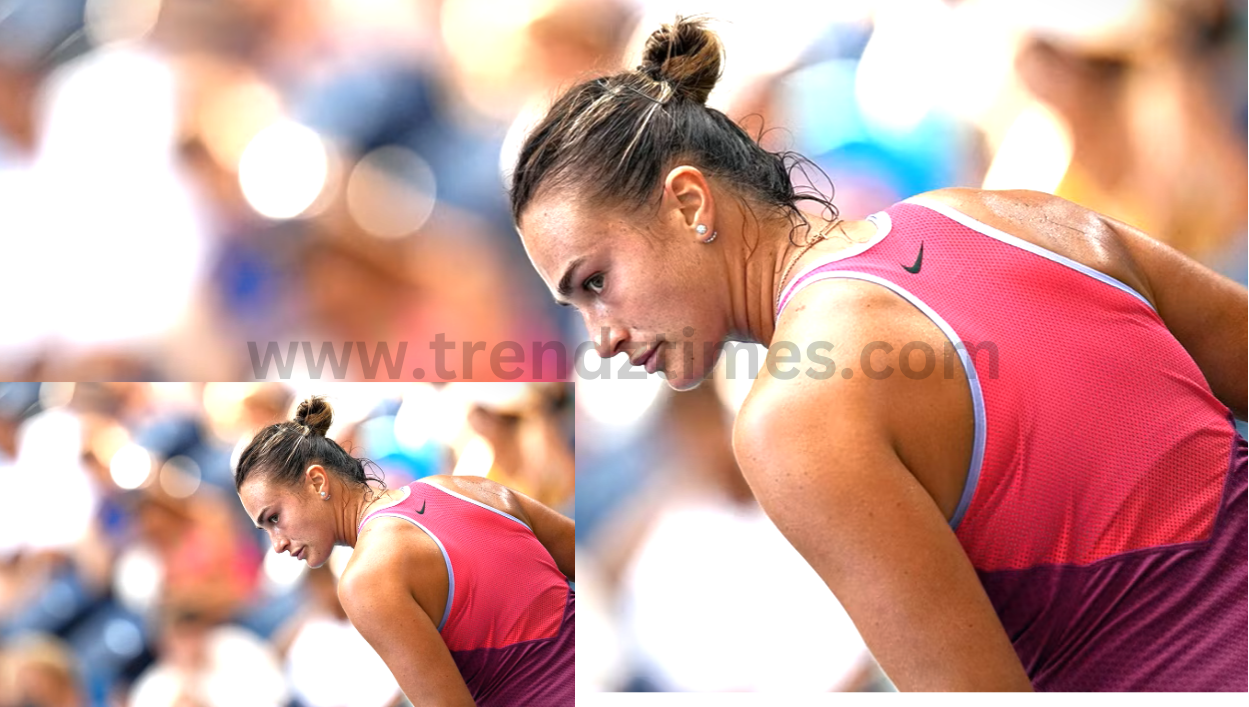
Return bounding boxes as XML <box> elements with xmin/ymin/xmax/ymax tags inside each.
<box><xmin>776</xmin><ymin>211</ymin><xmax>894</xmax><ymax>316</ymax></box>
<box><xmin>417</xmin><ymin>480</ymin><xmax>531</xmax><ymax>529</ymax></box>
<box><xmin>904</xmin><ymin>197</ymin><xmax>1156</xmax><ymax>311</ymax></box>
<box><xmin>366</xmin><ymin>512</ymin><xmax>455</xmax><ymax>631</ymax></box>
<box><xmin>355</xmin><ymin>486</ymin><xmax>411</xmax><ymax>536</ymax></box>
<box><xmin>780</xmin><ymin>270</ymin><xmax>987</xmax><ymax>530</ymax></box>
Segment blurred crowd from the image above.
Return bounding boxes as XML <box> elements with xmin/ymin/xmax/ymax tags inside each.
<box><xmin>0</xmin><ymin>0</ymin><xmax>643</xmax><ymax>380</ymax></box>
<box><xmin>577</xmin><ymin>378</ymin><xmax>888</xmax><ymax>693</ymax></box>
<box><xmin>0</xmin><ymin>381</ymin><xmax>573</xmax><ymax>707</ymax></box>
<box><xmin>572</xmin><ymin>0</ymin><xmax>1247</xmax><ymax>695</ymax></box>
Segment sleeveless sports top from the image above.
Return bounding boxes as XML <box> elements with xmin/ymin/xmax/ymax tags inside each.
<box><xmin>357</xmin><ymin>479</ymin><xmax>574</xmax><ymax>705</ymax></box>
<box><xmin>776</xmin><ymin>198</ymin><xmax>1246</xmax><ymax>691</ymax></box>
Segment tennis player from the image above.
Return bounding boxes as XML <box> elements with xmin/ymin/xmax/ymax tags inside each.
<box><xmin>235</xmin><ymin>397</ymin><xmax>574</xmax><ymax>705</ymax></box>
<box><xmin>511</xmin><ymin>17</ymin><xmax>1245</xmax><ymax>691</ymax></box>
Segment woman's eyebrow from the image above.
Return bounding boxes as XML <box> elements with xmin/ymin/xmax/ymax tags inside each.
<box><xmin>556</xmin><ymin>257</ymin><xmax>586</xmax><ymax>303</ymax></box>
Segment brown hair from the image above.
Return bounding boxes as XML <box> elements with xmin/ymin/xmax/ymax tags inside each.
<box><xmin>234</xmin><ymin>396</ymin><xmax>385</xmax><ymax>493</ymax></box>
<box><xmin>509</xmin><ymin>16</ymin><xmax>837</xmax><ymax>240</ymax></box>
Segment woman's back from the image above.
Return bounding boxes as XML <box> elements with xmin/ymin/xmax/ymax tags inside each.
<box><xmin>768</xmin><ymin>189</ymin><xmax>1246</xmax><ymax>690</ymax></box>
<box><xmin>355</xmin><ymin>477</ymin><xmax>574</xmax><ymax>705</ymax></box>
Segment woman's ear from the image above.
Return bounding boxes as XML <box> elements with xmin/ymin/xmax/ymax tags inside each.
<box><xmin>663</xmin><ymin>166</ymin><xmax>715</xmax><ymax>243</ymax></box>
<box><xmin>305</xmin><ymin>464</ymin><xmax>328</xmax><ymax>496</ymax></box>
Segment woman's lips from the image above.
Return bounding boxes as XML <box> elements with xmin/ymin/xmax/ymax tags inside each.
<box><xmin>644</xmin><ymin>342</ymin><xmax>663</xmax><ymax>374</ymax></box>
<box><xmin>629</xmin><ymin>341</ymin><xmax>664</xmax><ymax>374</ymax></box>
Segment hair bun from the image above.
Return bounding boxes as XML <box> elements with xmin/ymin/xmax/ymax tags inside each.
<box><xmin>295</xmin><ymin>396</ymin><xmax>333</xmax><ymax>437</ymax></box>
<box><xmin>639</xmin><ymin>16</ymin><xmax>723</xmax><ymax>105</ymax></box>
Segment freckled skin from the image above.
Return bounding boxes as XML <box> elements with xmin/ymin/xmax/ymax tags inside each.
<box><xmin>518</xmin><ymin>167</ymin><xmax>874</xmax><ymax>390</ymax></box>
<box><xmin>237</xmin><ymin>466</ymin><xmax>394</xmax><ymax>569</ymax></box>
<box><xmin>520</xmin><ymin>194</ymin><xmax>728</xmax><ymax>389</ymax></box>
<box><xmin>238</xmin><ymin>476</ymin><xmax>328</xmax><ymax>566</ymax></box>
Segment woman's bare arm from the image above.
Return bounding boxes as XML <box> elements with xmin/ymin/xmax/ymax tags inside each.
<box><xmin>338</xmin><ymin>542</ymin><xmax>476</xmax><ymax>707</ymax></box>
<box><xmin>512</xmin><ymin>489</ymin><xmax>575</xmax><ymax>581</ymax></box>
<box><xmin>735</xmin><ymin>281</ymin><xmax>1032</xmax><ymax>691</ymax></box>
<box><xmin>1107</xmin><ymin>214</ymin><xmax>1247</xmax><ymax>420</ymax></box>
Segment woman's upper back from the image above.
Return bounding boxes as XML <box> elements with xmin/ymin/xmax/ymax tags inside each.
<box><xmin>741</xmin><ymin>188</ymin><xmax>1245</xmax><ymax>689</ymax></box>
<box><xmin>349</xmin><ymin>477</ymin><xmax>567</xmax><ymax>642</ymax></box>
<box><xmin>918</xmin><ymin>188</ymin><xmax>1245</xmax><ymax>419</ymax></box>
<box><xmin>344</xmin><ymin>477</ymin><xmax>575</xmax><ymax>703</ymax></box>
<box><xmin>917</xmin><ymin>188</ymin><xmax>1154</xmax><ymax>306</ymax></box>
<box><xmin>757</xmin><ymin>187</ymin><xmax>1242</xmax><ymax>519</ymax></box>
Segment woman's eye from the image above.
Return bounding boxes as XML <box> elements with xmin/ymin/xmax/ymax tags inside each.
<box><xmin>584</xmin><ymin>273</ymin><xmax>605</xmax><ymax>295</ymax></box>
<box><xmin>269</xmin><ymin>514</ymin><xmax>279</xmax><ymax>525</ymax></box>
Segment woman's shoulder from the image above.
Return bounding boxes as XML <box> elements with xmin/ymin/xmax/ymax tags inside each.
<box><xmin>748</xmin><ymin>281</ymin><xmax>952</xmax><ymax>411</ymax></box>
<box><xmin>905</xmin><ymin>188</ymin><xmax>1153</xmax><ymax>304</ymax></box>
<box><xmin>741</xmin><ymin>261</ymin><xmax>973</xmax><ymax>480</ymax></box>
<box><xmin>417</xmin><ymin>475</ymin><xmax>532</xmax><ymax>528</ymax></box>
<box><xmin>337</xmin><ymin>520</ymin><xmax>453</xmax><ymax>642</ymax></box>
<box><xmin>346</xmin><ymin>506</ymin><xmax>446</xmax><ymax>584</ymax></box>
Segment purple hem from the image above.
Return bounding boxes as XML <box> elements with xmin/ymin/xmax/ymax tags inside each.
<box><xmin>980</xmin><ymin>428</ymin><xmax>1246</xmax><ymax>691</ymax></box>
<box><xmin>450</xmin><ymin>588</ymin><xmax>575</xmax><ymax>706</ymax></box>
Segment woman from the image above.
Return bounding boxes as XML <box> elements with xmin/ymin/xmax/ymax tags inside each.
<box><xmin>511</xmin><ymin>17</ymin><xmax>1246</xmax><ymax>691</ymax></box>
<box><xmin>234</xmin><ymin>397</ymin><xmax>575</xmax><ymax>705</ymax></box>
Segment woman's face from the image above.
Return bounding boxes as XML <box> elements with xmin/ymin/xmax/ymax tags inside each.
<box><xmin>238</xmin><ymin>470</ymin><xmax>334</xmax><ymax>568</ymax></box>
<box><xmin>519</xmin><ymin>188</ymin><xmax>727</xmax><ymax>390</ymax></box>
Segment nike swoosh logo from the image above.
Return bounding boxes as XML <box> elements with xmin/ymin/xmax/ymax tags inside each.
<box><xmin>415</xmin><ymin>500</ymin><xmax>427</xmax><ymax>515</ymax></box>
<box><xmin>903</xmin><ymin>242</ymin><xmax>924</xmax><ymax>274</ymax></box>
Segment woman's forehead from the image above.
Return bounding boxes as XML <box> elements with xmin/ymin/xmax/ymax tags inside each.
<box><xmin>238</xmin><ymin>477</ymin><xmax>281</xmax><ymax>510</ymax></box>
<box><xmin>521</xmin><ymin>195</ymin><xmax>593</xmax><ymax>242</ymax></box>
<box><xmin>520</xmin><ymin>198</ymin><xmax>602</xmax><ymax>274</ymax></box>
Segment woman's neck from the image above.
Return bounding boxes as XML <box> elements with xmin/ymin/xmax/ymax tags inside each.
<box><xmin>342</xmin><ymin>483</ymin><xmax>386</xmax><ymax>548</ymax></box>
<box><xmin>728</xmin><ymin>208</ymin><xmax>868</xmax><ymax>345</ymax></box>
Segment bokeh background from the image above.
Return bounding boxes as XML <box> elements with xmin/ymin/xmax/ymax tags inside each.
<box><xmin>0</xmin><ymin>381</ymin><xmax>573</xmax><ymax>707</ymax></box>
<box><xmin>2</xmin><ymin>0</ymin><xmax>1246</xmax><ymax>700</ymax></box>
<box><xmin>0</xmin><ymin>0</ymin><xmax>637</xmax><ymax>381</ymax></box>
<box><xmin>2</xmin><ymin>0</ymin><xmax>1241</xmax><ymax>383</ymax></box>
<box><xmin>568</xmin><ymin>0</ymin><xmax>1248</xmax><ymax>696</ymax></box>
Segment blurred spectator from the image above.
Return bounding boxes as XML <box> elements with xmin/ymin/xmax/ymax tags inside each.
<box><xmin>0</xmin><ymin>633</ymin><xmax>86</xmax><ymax>707</ymax></box>
<box><xmin>467</xmin><ymin>382</ymin><xmax>575</xmax><ymax>510</ymax></box>
<box><xmin>273</xmin><ymin>568</ymin><xmax>401</xmax><ymax>707</ymax></box>
<box><xmin>1016</xmin><ymin>0</ymin><xmax>1247</xmax><ymax>273</ymax></box>
<box><xmin>581</xmin><ymin>382</ymin><xmax>883</xmax><ymax>692</ymax></box>
<box><xmin>130</xmin><ymin>489</ymin><xmax>261</xmax><ymax>624</ymax></box>
<box><xmin>128</xmin><ymin>605</ymin><xmax>287</xmax><ymax>707</ymax></box>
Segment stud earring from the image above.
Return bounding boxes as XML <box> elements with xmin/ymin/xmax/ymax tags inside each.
<box><xmin>321</xmin><ymin>492</ymin><xmax>329</xmax><ymax>500</ymax></box>
<box><xmin>695</xmin><ymin>224</ymin><xmax>707</xmax><ymax>236</ymax></box>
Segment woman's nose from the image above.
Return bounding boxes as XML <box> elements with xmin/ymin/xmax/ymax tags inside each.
<box><xmin>590</xmin><ymin>322</ymin><xmax>628</xmax><ymax>359</ymax></box>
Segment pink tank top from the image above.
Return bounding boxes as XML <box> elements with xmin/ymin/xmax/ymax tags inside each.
<box><xmin>776</xmin><ymin>199</ymin><xmax>1245</xmax><ymax>691</ymax></box>
<box><xmin>357</xmin><ymin>479</ymin><xmax>573</xmax><ymax>705</ymax></box>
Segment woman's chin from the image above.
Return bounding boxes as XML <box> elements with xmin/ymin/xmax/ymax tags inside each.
<box><xmin>656</xmin><ymin>339</ymin><xmax>727</xmax><ymax>391</ymax></box>
<box><xmin>305</xmin><ymin>548</ymin><xmax>328</xmax><ymax>569</ymax></box>
<box><xmin>658</xmin><ymin>367</ymin><xmax>709</xmax><ymax>392</ymax></box>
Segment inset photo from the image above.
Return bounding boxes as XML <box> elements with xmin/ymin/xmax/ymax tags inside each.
<box><xmin>0</xmin><ymin>382</ymin><xmax>573</xmax><ymax>707</ymax></box>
